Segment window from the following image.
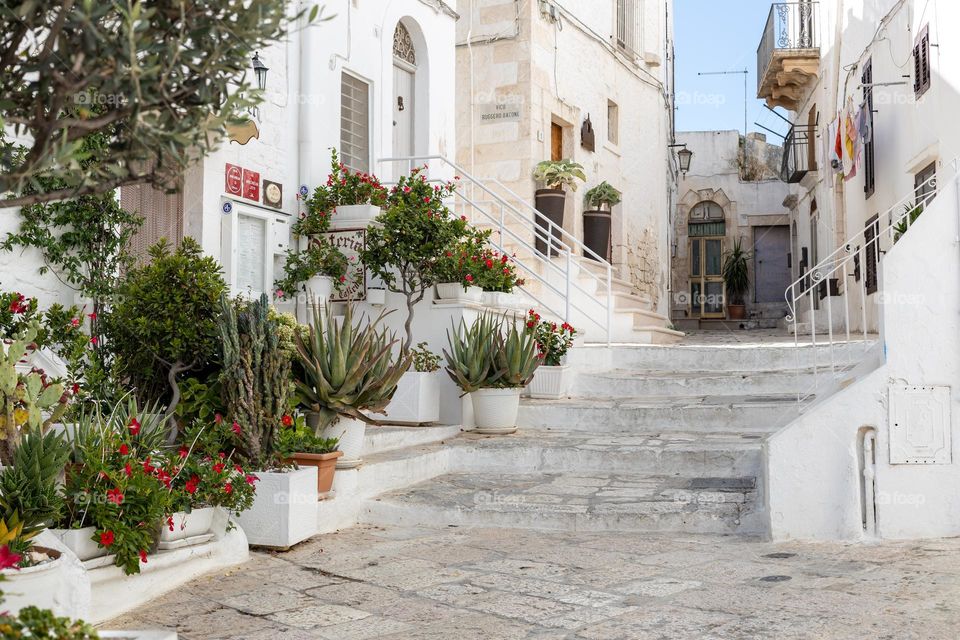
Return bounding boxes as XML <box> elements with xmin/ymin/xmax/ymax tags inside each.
<box><xmin>615</xmin><ymin>0</ymin><xmax>641</xmax><ymax>55</ymax></box>
<box><xmin>862</xmin><ymin>60</ymin><xmax>875</xmax><ymax>198</ymax></box>
<box><xmin>913</xmin><ymin>24</ymin><xmax>931</xmax><ymax>98</ymax></box>
<box><xmin>689</xmin><ymin>201</ymin><xmax>724</xmax><ymax>221</ymax></box>
<box><xmin>915</xmin><ymin>161</ymin><xmax>937</xmax><ymax>208</ymax></box>
<box><xmin>864</xmin><ymin>214</ymin><xmax>879</xmax><ymax>294</ymax></box>
<box><xmin>340</xmin><ymin>73</ymin><xmax>370</xmax><ymax>172</ymax></box>
<box><xmin>120</xmin><ymin>182</ymin><xmax>183</xmax><ymax>265</ymax></box>
<box><xmin>607</xmin><ymin>100</ymin><xmax>619</xmax><ymax>145</ymax></box>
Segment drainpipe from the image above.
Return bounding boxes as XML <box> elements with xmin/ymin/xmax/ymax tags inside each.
<box><xmin>861</xmin><ymin>427</ymin><xmax>877</xmax><ymax>538</ymax></box>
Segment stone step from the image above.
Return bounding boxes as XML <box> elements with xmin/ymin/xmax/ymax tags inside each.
<box><xmin>517</xmin><ymin>395</ymin><xmax>801</xmax><ymax>433</ymax></box>
<box><xmin>363</xmin><ymin>424</ymin><xmax>464</xmax><ymax>457</ymax></box>
<box><xmin>360</xmin><ymin>471</ymin><xmax>762</xmax><ymax>535</ymax></box>
<box><xmin>574</xmin><ymin>368</ymin><xmax>826</xmax><ymax>398</ymax></box>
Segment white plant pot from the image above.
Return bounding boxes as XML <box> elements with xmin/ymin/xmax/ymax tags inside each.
<box><xmin>1</xmin><ymin>548</ymin><xmax>65</xmax><ymax>615</ymax></box>
<box><xmin>50</xmin><ymin>526</ymin><xmax>107</xmax><ymax>562</ymax></box>
<box><xmin>331</xmin><ymin>204</ymin><xmax>381</xmax><ymax>228</ymax></box>
<box><xmin>367</xmin><ymin>288</ymin><xmax>387</xmax><ymax>305</ymax></box>
<box><xmin>369</xmin><ymin>371</ymin><xmax>440</xmax><ymax>425</ymax></box>
<box><xmin>233</xmin><ymin>468</ymin><xmax>318</xmax><ymax>549</ymax></box>
<box><xmin>160</xmin><ymin>507</ymin><xmax>216</xmax><ymax>543</ymax></box>
<box><xmin>481</xmin><ymin>291</ymin><xmax>523</xmax><ymax>309</ymax></box>
<box><xmin>526</xmin><ymin>365</ymin><xmax>571</xmax><ymax>399</ymax></box>
<box><xmin>436</xmin><ymin>283</ymin><xmax>483</xmax><ymax>304</ymax></box>
<box><xmin>298</xmin><ymin>275</ymin><xmax>333</xmax><ymax>324</ymax></box>
<box><xmin>471</xmin><ymin>388</ymin><xmax>522</xmax><ymax>434</ymax></box>
<box><xmin>320</xmin><ymin>416</ymin><xmax>366</xmax><ymax>468</ymax></box>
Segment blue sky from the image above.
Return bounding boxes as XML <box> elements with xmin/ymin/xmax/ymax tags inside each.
<box><xmin>675</xmin><ymin>0</ymin><xmax>787</xmax><ymax>136</ymax></box>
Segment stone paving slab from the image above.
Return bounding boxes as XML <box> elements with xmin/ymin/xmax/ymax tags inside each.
<box><xmin>106</xmin><ymin>525</ymin><xmax>960</xmax><ymax>639</ymax></box>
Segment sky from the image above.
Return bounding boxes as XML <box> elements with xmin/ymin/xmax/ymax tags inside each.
<box><xmin>674</xmin><ymin>0</ymin><xmax>789</xmax><ymax>137</ymax></box>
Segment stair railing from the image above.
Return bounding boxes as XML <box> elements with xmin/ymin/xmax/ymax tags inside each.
<box><xmin>377</xmin><ymin>155</ymin><xmax>614</xmax><ymax>345</ymax></box>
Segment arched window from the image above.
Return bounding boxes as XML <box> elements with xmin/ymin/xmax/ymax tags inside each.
<box><xmin>393</xmin><ymin>23</ymin><xmax>416</xmax><ymax>66</ymax></box>
<box><xmin>689</xmin><ymin>201</ymin><xmax>724</xmax><ymax>221</ymax></box>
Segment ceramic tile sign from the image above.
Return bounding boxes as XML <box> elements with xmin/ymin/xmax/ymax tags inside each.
<box><xmin>263</xmin><ymin>180</ymin><xmax>283</xmax><ymax>209</ymax></box>
<box><xmin>242</xmin><ymin>168</ymin><xmax>260</xmax><ymax>202</ymax></box>
<box><xmin>478</xmin><ymin>101</ymin><xmax>521</xmax><ymax>124</ymax></box>
<box><xmin>321</xmin><ymin>228</ymin><xmax>367</xmax><ymax>302</ymax></box>
<box><xmin>225</xmin><ymin>163</ymin><xmax>243</xmax><ymax>197</ymax></box>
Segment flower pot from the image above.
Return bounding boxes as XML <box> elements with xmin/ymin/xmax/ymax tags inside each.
<box><xmin>298</xmin><ymin>276</ymin><xmax>333</xmax><ymax>323</ymax></box>
<box><xmin>583</xmin><ymin>209</ymin><xmax>611</xmax><ymax>262</ymax></box>
<box><xmin>289</xmin><ymin>450</ymin><xmax>343</xmax><ymax>493</ymax></box>
<box><xmin>1</xmin><ymin>547</ymin><xmax>65</xmax><ymax>615</ymax></box>
<box><xmin>534</xmin><ymin>188</ymin><xmax>566</xmax><ymax>257</ymax></box>
<box><xmin>526</xmin><ymin>364</ymin><xmax>571</xmax><ymax>399</ymax></box>
<box><xmin>471</xmin><ymin>388</ymin><xmax>521</xmax><ymax>434</ymax></box>
<box><xmin>320</xmin><ymin>416</ymin><xmax>366</xmax><ymax>469</ymax></box>
<box><xmin>331</xmin><ymin>204</ymin><xmax>381</xmax><ymax>229</ymax></box>
<box><xmin>369</xmin><ymin>371</ymin><xmax>440</xmax><ymax>425</ymax></box>
<box><xmin>481</xmin><ymin>291</ymin><xmax>523</xmax><ymax>309</ymax></box>
<box><xmin>160</xmin><ymin>507</ymin><xmax>216</xmax><ymax>543</ymax></box>
<box><xmin>50</xmin><ymin>526</ymin><xmax>107</xmax><ymax>562</ymax></box>
<box><xmin>367</xmin><ymin>287</ymin><xmax>387</xmax><ymax>305</ymax></box>
<box><xmin>436</xmin><ymin>283</ymin><xmax>483</xmax><ymax>304</ymax></box>
<box><xmin>727</xmin><ymin>304</ymin><xmax>747</xmax><ymax>320</ymax></box>
<box><xmin>233</xmin><ymin>467</ymin><xmax>318</xmax><ymax>549</ymax></box>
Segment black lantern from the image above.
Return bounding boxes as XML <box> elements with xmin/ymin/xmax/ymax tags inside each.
<box><xmin>676</xmin><ymin>146</ymin><xmax>693</xmax><ymax>174</ymax></box>
<box><xmin>252</xmin><ymin>52</ymin><xmax>269</xmax><ymax>91</ymax></box>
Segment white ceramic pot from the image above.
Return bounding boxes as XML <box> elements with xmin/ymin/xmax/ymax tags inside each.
<box><xmin>320</xmin><ymin>416</ymin><xmax>366</xmax><ymax>468</ymax></box>
<box><xmin>367</xmin><ymin>288</ymin><xmax>387</xmax><ymax>305</ymax></box>
<box><xmin>50</xmin><ymin>526</ymin><xmax>107</xmax><ymax>562</ymax></box>
<box><xmin>481</xmin><ymin>291</ymin><xmax>523</xmax><ymax>309</ymax></box>
<box><xmin>1</xmin><ymin>547</ymin><xmax>65</xmax><ymax>615</ymax></box>
<box><xmin>471</xmin><ymin>388</ymin><xmax>522</xmax><ymax>434</ymax></box>
<box><xmin>233</xmin><ymin>468</ymin><xmax>318</xmax><ymax>549</ymax></box>
<box><xmin>369</xmin><ymin>371</ymin><xmax>440</xmax><ymax>425</ymax></box>
<box><xmin>298</xmin><ymin>275</ymin><xmax>333</xmax><ymax>324</ymax></box>
<box><xmin>526</xmin><ymin>365</ymin><xmax>570</xmax><ymax>399</ymax></box>
<box><xmin>331</xmin><ymin>204</ymin><xmax>381</xmax><ymax>229</ymax></box>
<box><xmin>436</xmin><ymin>283</ymin><xmax>483</xmax><ymax>304</ymax></box>
<box><xmin>160</xmin><ymin>507</ymin><xmax>216</xmax><ymax>543</ymax></box>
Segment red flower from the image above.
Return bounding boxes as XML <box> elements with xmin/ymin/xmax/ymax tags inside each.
<box><xmin>485</xmin><ymin>259</ymin><xmax>494</xmax><ymax>269</ymax></box>
<box><xmin>526</xmin><ymin>321</ymin><xmax>536</xmax><ymax>328</ymax></box>
<box><xmin>245</xmin><ymin>474</ymin><xmax>259</xmax><ymax>485</ymax></box>
<box><xmin>118</xmin><ymin>444</ymin><xmax>129</xmax><ymax>456</ymax></box>
<box><xmin>231</xmin><ymin>421</ymin><xmax>241</xmax><ymax>435</ymax></box>
<box><xmin>139</xmin><ymin>550</ymin><xmax>148</xmax><ymax>564</ymax></box>
<box><xmin>90</xmin><ymin>336</ymin><xmax>99</xmax><ymax>345</ymax></box>
<box><xmin>142</xmin><ymin>457</ymin><xmax>154</xmax><ymax>474</ymax></box>
<box><xmin>503</xmin><ymin>268</ymin><xmax>510</xmax><ymax>275</ymax></box>
<box><xmin>282</xmin><ymin>414</ymin><xmax>293</xmax><ymax>427</ymax></box>
<box><xmin>339</xmin><ymin>275</ymin><xmax>346</xmax><ymax>283</ymax></box>
<box><xmin>128</xmin><ymin>417</ymin><xmax>141</xmax><ymax>435</ymax></box>
<box><xmin>214</xmin><ymin>413</ymin><xmax>223</xmax><ymax>425</ymax></box>
<box><xmin>213</xmin><ymin>463</ymin><xmax>225</xmax><ymax>474</ymax></box>
<box><xmin>123</xmin><ymin>463</ymin><xmax>132</xmax><ymax>477</ymax></box>
<box><xmin>0</xmin><ymin>545</ymin><xmax>22</xmax><ymax>570</ymax></box>
<box><xmin>423</xmin><ymin>197</ymin><xmax>431</xmax><ymax>203</ymax></box>
<box><xmin>88</xmin><ymin>312</ymin><xmax>97</xmax><ymax>321</ymax></box>
<box><xmin>106</xmin><ymin>488</ymin><xmax>124</xmax><ymax>505</ymax></box>
<box><xmin>460</xmin><ymin>215</ymin><xmax>467</xmax><ymax>221</ymax></box>
<box><xmin>465</xmin><ymin>274</ymin><xmax>474</xmax><ymax>282</ymax></box>
<box><xmin>157</xmin><ymin>468</ymin><xmax>172</xmax><ymax>488</ymax></box>
<box><xmin>99</xmin><ymin>530</ymin><xmax>115</xmax><ymax>547</ymax></box>
<box><xmin>167</xmin><ymin>516</ymin><xmax>175</xmax><ymax>532</ymax></box>
<box><xmin>70</xmin><ymin>317</ymin><xmax>80</xmax><ymax>328</ymax></box>
<box><xmin>223</xmin><ymin>482</ymin><xmax>233</xmax><ymax>494</ymax></box>
<box><xmin>178</xmin><ymin>447</ymin><xmax>189</xmax><ymax>458</ymax></box>
<box><xmin>234</xmin><ymin>464</ymin><xmax>244</xmax><ymax>473</ymax></box>
<box><xmin>185</xmin><ymin>475</ymin><xmax>200</xmax><ymax>495</ymax></box>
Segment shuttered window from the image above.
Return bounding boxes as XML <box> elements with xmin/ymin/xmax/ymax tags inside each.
<box><xmin>615</xmin><ymin>0</ymin><xmax>641</xmax><ymax>55</ymax></box>
<box><xmin>864</xmin><ymin>214</ymin><xmax>879</xmax><ymax>295</ymax></box>
<box><xmin>120</xmin><ymin>183</ymin><xmax>183</xmax><ymax>265</ymax></box>
<box><xmin>913</xmin><ymin>24</ymin><xmax>931</xmax><ymax>98</ymax></box>
<box><xmin>861</xmin><ymin>60</ymin><xmax>875</xmax><ymax>198</ymax></box>
<box><xmin>340</xmin><ymin>73</ymin><xmax>370</xmax><ymax>172</ymax></box>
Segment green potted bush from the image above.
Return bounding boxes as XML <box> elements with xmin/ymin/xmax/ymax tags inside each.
<box><xmin>277</xmin><ymin>416</ymin><xmax>341</xmax><ymax>494</ymax></box>
<box><xmin>532</xmin><ymin>159</ymin><xmax>586</xmax><ymax>256</ymax></box>
<box><xmin>275</xmin><ymin>236</ymin><xmax>348</xmax><ymax>318</ymax></box>
<box><xmin>295</xmin><ymin>303</ymin><xmax>410</xmax><ymax>468</ymax></box>
<box><xmin>369</xmin><ymin>342</ymin><xmax>442</xmax><ymax>425</ymax></box>
<box><xmin>444</xmin><ymin>313</ymin><xmax>540</xmax><ymax>434</ymax></box>
<box><xmin>433</xmin><ymin>226</ymin><xmax>488</xmax><ymax>304</ymax></box>
<box><xmin>722</xmin><ymin>238</ymin><xmax>751</xmax><ymax>320</ymax></box>
<box><xmin>582</xmin><ymin>181</ymin><xmax>621</xmax><ymax>262</ymax></box>
<box><xmin>300</xmin><ymin>149</ymin><xmax>388</xmax><ymax>230</ymax></box>
<box><xmin>524</xmin><ymin>311</ymin><xmax>577</xmax><ymax>399</ymax></box>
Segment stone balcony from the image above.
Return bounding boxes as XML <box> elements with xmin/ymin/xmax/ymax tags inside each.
<box><xmin>757</xmin><ymin>2</ymin><xmax>821</xmax><ymax>111</ymax></box>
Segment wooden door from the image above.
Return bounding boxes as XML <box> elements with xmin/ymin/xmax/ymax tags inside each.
<box><xmin>551</xmin><ymin>123</ymin><xmax>563</xmax><ymax>161</ymax></box>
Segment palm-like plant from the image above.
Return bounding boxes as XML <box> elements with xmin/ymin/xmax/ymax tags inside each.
<box><xmin>722</xmin><ymin>238</ymin><xmax>752</xmax><ymax>306</ymax></box>
<box><xmin>295</xmin><ymin>303</ymin><xmax>411</xmax><ymax>428</ymax></box>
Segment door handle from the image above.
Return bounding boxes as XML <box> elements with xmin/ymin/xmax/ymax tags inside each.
<box><xmin>397</xmin><ymin>96</ymin><xmax>405</xmax><ymax>111</ymax></box>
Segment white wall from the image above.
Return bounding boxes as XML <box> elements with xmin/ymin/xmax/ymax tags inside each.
<box><xmin>767</xmin><ymin>170</ymin><xmax>960</xmax><ymax>540</ymax></box>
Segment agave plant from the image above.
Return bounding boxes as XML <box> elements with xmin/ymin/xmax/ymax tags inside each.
<box><xmin>495</xmin><ymin>317</ymin><xmax>541</xmax><ymax>387</ymax></box>
<box><xmin>295</xmin><ymin>303</ymin><xmax>411</xmax><ymax>428</ymax></box>
<box><xmin>444</xmin><ymin>313</ymin><xmax>541</xmax><ymax>393</ymax></box>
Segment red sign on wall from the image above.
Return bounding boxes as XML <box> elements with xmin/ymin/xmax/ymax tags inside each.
<box><xmin>242</xmin><ymin>168</ymin><xmax>260</xmax><ymax>202</ymax></box>
<box><xmin>225</xmin><ymin>163</ymin><xmax>243</xmax><ymax>196</ymax></box>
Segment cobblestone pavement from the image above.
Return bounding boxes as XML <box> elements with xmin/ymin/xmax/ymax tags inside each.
<box><xmin>107</xmin><ymin>525</ymin><xmax>960</xmax><ymax>639</ymax></box>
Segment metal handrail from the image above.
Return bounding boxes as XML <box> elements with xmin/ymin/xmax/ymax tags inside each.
<box><xmin>376</xmin><ymin>155</ymin><xmax>615</xmax><ymax>343</ymax></box>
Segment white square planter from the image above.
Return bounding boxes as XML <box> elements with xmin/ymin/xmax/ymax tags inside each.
<box><xmin>233</xmin><ymin>467</ymin><xmax>318</xmax><ymax>549</ymax></box>
<box><xmin>331</xmin><ymin>204</ymin><xmax>381</xmax><ymax>228</ymax></box>
<box><xmin>526</xmin><ymin>365</ymin><xmax>571</xmax><ymax>399</ymax></box>
<box><xmin>369</xmin><ymin>371</ymin><xmax>440</xmax><ymax>425</ymax></box>
<box><xmin>50</xmin><ymin>526</ymin><xmax>108</xmax><ymax>562</ymax></box>
<box><xmin>481</xmin><ymin>291</ymin><xmax>524</xmax><ymax>310</ymax></box>
<box><xmin>436</xmin><ymin>283</ymin><xmax>483</xmax><ymax>304</ymax></box>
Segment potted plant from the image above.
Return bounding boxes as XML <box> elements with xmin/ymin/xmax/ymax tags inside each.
<box><xmin>274</xmin><ymin>237</ymin><xmax>348</xmax><ymax>322</ymax></box>
<box><xmin>477</xmin><ymin>248</ymin><xmax>525</xmax><ymax>309</ymax></box>
<box><xmin>218</xmin><ymin>294</ymin><xmax>315</xmax><ymax>549</ymax></box>
<box><xmin>532</xmin><ymin>159</ymin><xmax>586</xmax><ymax>256</ymax></box>
<box><xmin>582</xmin><ymin>181</ymin><xmax>621</xmax><ymax>262</ymax></box>
<box><xmin>433</xmin><ymin>227</ymin><xmax>488</xmax><ymax>305</ymax></box>
<box><xmin>369</xmin><ymin>342</ymin><xmax>441</xmax><ymax>425</ymax></box>
<box><xmin>722</xmin><ymin>238</ymin><xmax>751</xmax><ymax>320</ymax></box>
<box><xmin>444</xmin><ymin>313</ymin><xmax>540</xmax><ymax>434</ymax></box>
<box><xmin>524</xmin><ymin>311</ymin><xmax>577</xmax><ymax>399</ymax></box>
<box><xmin>301</xmin><ymin>150</ymin><xmax>388</xmax><ymax>229</ymax></box>
<box><xmin>277</xmin><ymin>416</ymin><xmax>342</xmax><ymax>494</ymax></box>
<box><xmin>295</xmin><ymin>303</ymin><xmax>410</xmax><ymax>468</ymax></box>
<box><xmin>362</xmin><ymin>167</ymin><xmax>471</xmax><ymax>351</ymax></box>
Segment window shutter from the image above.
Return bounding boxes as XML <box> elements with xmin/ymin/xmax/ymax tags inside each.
<box><xmin>864</xmin><ymin>214</ymin><xmax>879</xmax><ymax>294</ymax></box>
<box><xmin>914</xmin><ymin>25</ymin><xmax>931</xmax><ymax>97</ymax></box>
<box><xmin>862</xmin><ymin>59</ymin><xmax>875</xmax><ymax>197</ymax></box>
<box><xmin>120</xmin><ymin>183</ymin><xmax>184</xmax><ymax>265</ymax></box>
<box><xmin>340</xmin><ymin>73</ymin><xmax>370</xmax><ymax>172</ymax></box>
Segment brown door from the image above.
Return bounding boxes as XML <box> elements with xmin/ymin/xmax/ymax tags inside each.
<box><xmin>551</xmin><ymin>123</ymin><xmax>563</xmax><ymax>161</ymax></box>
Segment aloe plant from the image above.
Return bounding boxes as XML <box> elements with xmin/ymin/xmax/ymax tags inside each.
<box><xmin>444</xmin><ymin>313</ymin><xmax>541</xmax><ymax>393</ymax></box>
<box><xmin>295</xmin><ymin>303</ymin><xmax>411</xmax><ymax>428</ymax></box>
<box><xmin>495</xmin><ymin>318</ymin><xmax>541</xmax><ymax>387</ymax></box>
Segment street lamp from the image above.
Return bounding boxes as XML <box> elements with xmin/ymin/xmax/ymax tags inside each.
<box><xmin>252</xmin><ymin>52</ymin><xmax>269</xmax><ymax>91</ymax></box>
<box><xmin>669</xmin><ymin>143</ymin><xmax>693</xmax><ymax>175</ymax></box>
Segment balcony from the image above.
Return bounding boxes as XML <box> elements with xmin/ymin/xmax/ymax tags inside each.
<box><xmin>780</xmin><ymin>123</ymin><xmax>816</xmax><ymax>183</ymax></box>
<box><xmin>757</xmin><ymin>2</ymin><xmax>820</xmax><ymax>110</ymax></box>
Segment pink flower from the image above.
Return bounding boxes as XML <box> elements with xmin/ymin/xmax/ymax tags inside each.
<box><xmin>90</xmin><ymin>336</ymin><xmax>99</xmax><ymax>345</ymax></box>
<box><xmin>232</xmin><ymin>421</ymin><xmax>241</xmax><ymax>435</ymax></box>
<box><xmin>70</xmin><ymin>317</ymin><xmax>80</xmax><ymax>327</ymax></box>
<box><xmin>465</xmin><ymin>274</ymin><xmax>474</xmax><ymax>282</ymax></box>
<box><xmin>106</xmin><ymin>488</ymin><xmax>124</xmax><ymax>505</ymax></box>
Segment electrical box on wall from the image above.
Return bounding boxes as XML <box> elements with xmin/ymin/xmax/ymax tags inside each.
<box><xmin>888</xmin><ymin>385</ymin><xmax>952</xmax><ymax>464</ymax></box>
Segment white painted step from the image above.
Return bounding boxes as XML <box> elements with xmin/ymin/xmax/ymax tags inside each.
<box><xmin>364</xmin><ymin>424</ymin><xmax>464</xmax><ymax>456</ymax></box>
<box><xmin>574</xmin><ymin>368</ymin><xmax>829</xmax><ymax>398</ymax></box>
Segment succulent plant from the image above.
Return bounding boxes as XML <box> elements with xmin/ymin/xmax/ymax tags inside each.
<box><xmin>295</xmin><ymin>303</ymin><xmax>411</xmax><ymax>428</ymax></box>
<box><xmin>494</xmin><ymin>317</ymin><xmax>541</xmax><ymax>387</ymax></box>
<box><xmin>444</xmin><ymin>313</ymin><xmax>541</xmax><ymax>393</ymax></box>
<box><xmin>0</xmin><ymin>323</ymin><xmax>68</xmax><ymax>464</ymax></box>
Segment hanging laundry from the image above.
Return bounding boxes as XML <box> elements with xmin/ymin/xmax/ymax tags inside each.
<box><xmin>827</xmin><ymin>118</ymin><xmax>843</xmax><ymax>174</ymax></box>
<box><xmin>843</xmin><ymin>101</ymin><xmax>859</xmax><ymax>181</ymax></box>
<box><xmin>856</xmin><ymin>101</ymin><xmax>872</xmax><ymax>145</ymax></box>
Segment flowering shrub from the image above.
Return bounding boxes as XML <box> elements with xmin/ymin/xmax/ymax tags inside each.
<box><xmin>294</xmin><ymin>149</ymin><xmax>388</xmax><ymax>236</ymax></box>
<box><xmin>524</xmin><ymin>310</ymin><xmax>576</xmax><ymax>366</ymax></box>
<box><xmin>276</xmin><ymin>414</ymin><xmax>339</xmax><ymax>458</ymax></box>
<box><xmin>274</xmin><ymin>238</ymin><xmax>349</xmax><ymax>299</ymax></box>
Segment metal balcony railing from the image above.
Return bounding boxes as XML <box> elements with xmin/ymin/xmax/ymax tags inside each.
<box><xmin>757</xmin><ymin>1</ymin><xmax>820</xmax><ymax>92</ymax></box>
<box><xmin>780</xmin><ymin>123</ymin><xmax>816</xmax><ymax>183</ymax></box>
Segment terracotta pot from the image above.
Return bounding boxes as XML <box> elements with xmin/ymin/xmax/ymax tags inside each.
<box><xmin>727</xmin><ymin>304</ymin><xmax>747</xmax><ymax>320</ymax></box>
<box><xmin>288</xmin><ymin>450</ymin><xmax>344</xmax><ymax>493</ymax></box>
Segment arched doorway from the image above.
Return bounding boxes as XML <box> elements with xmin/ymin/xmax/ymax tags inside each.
<box><xmin>392</xmin><ymin>22</ymin><xmax>417</xmax><ymax>158</ymax></box>
<box><xmin>688</xmin><ymin>201</ymin><xmax>726</xmax><ymax>318</ymax></box>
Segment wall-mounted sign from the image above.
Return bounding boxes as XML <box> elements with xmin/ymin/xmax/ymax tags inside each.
<box><xmin>242</xmin><ymin>168</ymin><xmax>260</xmax><ymax>202</ymax></box>
<box><xmin>225</xmin><ymin>164</ymin><xmax>243</xmax><ymax>196</ymax></box>
<box><xmin>263</xmin><ymin>180</ymin><xmax>282</xmax><ymax>209</ymax></box>
<box><xmin>479</xmin><ymin>102</ymin><xmax>521</xmax><ymax>124</ymax></box>
<box><xmin>319</xmin><ymin>228</ymin><xmax>367</xmax><ymax>302</ymax></box>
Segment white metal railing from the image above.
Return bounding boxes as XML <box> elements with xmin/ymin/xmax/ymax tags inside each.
<box><xmin>784</xmin><ymin>159</ymin><xmax>956</xmax><ymax>402</ymax></box>
<box><xmin>377</xmin><ymin>155</ymin><xmax>614</xmax><ymax>343</ymax></box>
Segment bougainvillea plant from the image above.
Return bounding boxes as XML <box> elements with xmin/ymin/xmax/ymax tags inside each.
<box><xmin>524</xmin><ymin>310</ymin><xmax>576</xmax><ymax>366</ymax></box>
<box><xmin>294</xmin><ymin>149</ymin><xmax>389</xmax><ymax>236</ymax></box>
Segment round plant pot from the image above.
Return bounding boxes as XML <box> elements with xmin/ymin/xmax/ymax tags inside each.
<box><xmin>1</xmin><ymin>547</ymin><xmax>63</xmax><ymax>615</ymax></box>
<box><xmin>436</xmin><ymin>283</ymin><xmax>483</xmax><ymax>304</ymax></box>
<box><xmin>298</xmin><ymin>276</ymin><xmax>334</xmax><ymax>324</ymax></box>
<box><xmin>534</xmin><ymin>188</ymin><xmax>566</xmax><ymax>257</ymax></box>
<box><xmin>727</xmin><ymin>304</ymin><xmax>747</xmax><ymax>320</ymax></box>
<box><xmin>160</xmin><ymin>507</ymin><xmax>216</xmax><ymax>543</ymax></box>
<box><xmin>471</xmin><ymin>388</ymin><xmax>522</xmax><ymax>434</ymax></box>
<box><xmin>289</xmin><ymin>450</ymin><xmax>344</xmax><ymax>493</ymax></box>
<box><xmin>583</xmin><ymin>209</ymin><xmax>611</xmax><ymax>262</ymax></box>
<box><xmin>320</xmin><ymin>416</ymin><xmax>366</xmax><ymax>469</ymax></box>
<box><xmin>50</xmin><ymin>526</ymin><xmax>108</xmax><ymax>562</ymax></box>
